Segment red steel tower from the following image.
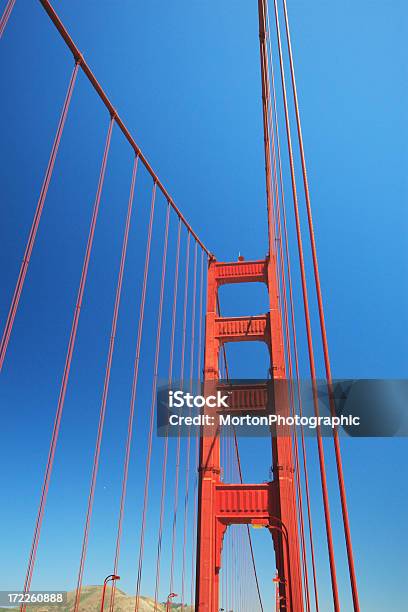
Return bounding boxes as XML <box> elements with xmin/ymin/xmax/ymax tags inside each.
<box><xmin>195</xmin><ymin>256</ymin><xmax>303</xmax><ymax>611</ymax></box>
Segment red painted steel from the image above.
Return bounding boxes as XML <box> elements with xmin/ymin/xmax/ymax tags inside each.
<box><xmin>37</xmin><ymin>0</ymin><xmax>212</xmax><ymax>258</ymax></box>
<box><xmin>215</xmin><ymin>314</ymin><xmax>269</xmax><ymax>343</ymax></box>
<box><xmin>195</xmin><ymin>257</ymin><xmax>303</xmax><ymax>611</ymax></box>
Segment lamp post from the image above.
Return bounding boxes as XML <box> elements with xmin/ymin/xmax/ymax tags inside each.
<box><xmin>252</xmin><ymin>516</ymin><xmax>293</xmax><ymax>612</ymax></box>
<box><xmin>273</xmin><ymin>572</ymin><xmax>287</xmax><ymax>611</ymax></box>
<box><xmin>166</xmin><ymin>592</ymin><xmax>178</xmax><ymax>612</ymax></box>
<box><xmin>100</xmin><ymin>574</ymin><xmax>120</xmax><ymax>612</ymax></box>
<box><xmin>273</xmin><ymin>572</ymin><xmax>280</xmax><ymax>611</ymax></box>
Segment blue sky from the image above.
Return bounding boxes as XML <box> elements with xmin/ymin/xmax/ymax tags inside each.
<box><xmin>0</xmin><ymin>1</ymin><xmax>407</xmax><ymax>610</ymax></box>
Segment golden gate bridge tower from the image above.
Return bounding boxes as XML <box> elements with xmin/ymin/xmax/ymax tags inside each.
<box><xmin>195</xmin><ymin>256</ymin><xmax>303</xmax><ymax>611</ymax></box>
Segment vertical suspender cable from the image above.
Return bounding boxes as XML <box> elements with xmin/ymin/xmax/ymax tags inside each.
<box><xmin>270</xmin><ymin>0</ymin><xmax>341</xmax><ymax>608</ymax></box>
<box><xmin>265</xmin><ymin>6</ymin><xmax>320</xmax><ymax>606</ymax></box>
<box><xmin>168</xmin><ymin>231</ymin><xmax>191</xmax><ymax>597</ymax></box>
<box><xmin>281</xmin><ymin>2</ymin><xmax>360</xmax><ymax>609</ymax></box>
<box><xmin>109</xmin><ymin>180</ymin><xmax>157</xmax><ymax>612</ymax></box>
<box><xmin>21</xmin><ymin>115</ymin><xmax>114</xmax><ymax>609</ymax></box>
<box><xmin>0</xmin><ymin>0</ymin><xmax>16</xmax><ymax>38</ymax></box>
<box><xmin>0</xmin><ymin>61</ymin><xmax>80</xmax><ymax>372</ymax></box>
<box><xmin>180</xmin><ymin>242</ymin><xmax>198</xmax><ymax>609</ymax></box>
<box><xmin>217</xmin><ymin>321</ymin><xmax>264</xmax><ymax>612</ymax></box>
<box><xmin>262</xmin><ymin>20</ymin><xmax>311</xmax><ymax>609</ymax></box>
<box><xmin>267</xmin><ymin>52</ymin><xmax>312</xmax><ymax>612</ymax></box>
<box><xmin>135</xmin><ymin>202</ymin><xmax>171</xmax><ymax>610</ymax></box>
<box><xmin>269</xmin><ymin>33</ymin><xmax>320</xmax><ymax>612</ymax></box>
<box><xmin>233</xmin><ymin>430</ymin><xmax>264</xmax><ymax>612</ymax></box>
<box><xmin>190</xmin><ymin>250</ymin><xmax>205</xmax><ymax>608</ymax></box>
<box><xmin>73</xmin><ymin>155</ymin><xmax>139</xmax><ymax>612</ymax></box>
<box><xmin>180</xmin><ymin>234</ymin><xmax>191</xmax><ymax>383</ymax></box>
<box><xmin>153</xmin><ymin>218</ymin><xmax>182</xmax><ymax>612</ymax></box>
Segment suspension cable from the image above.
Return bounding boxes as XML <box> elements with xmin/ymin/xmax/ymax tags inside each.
<box><xmin>265</xmin><ymin>6</ymin><xmax>320</xmax><ymax>607</ymax></box>
<box><xmin>262</xmin><ymin>24</ymin><xmax>311</xmax><ymax>611</ymax></box>
<box><xmin>74</xmin><ymin>154</ymin><xmax>139</xmax><ymax>612</ymax></box>
<box><xmin>190</xmin><ymin>251</ymin><xmax>206</xmax><ymax>607</ymax></box>
<box><xmin>181</xmin><ymin>242</ymin><xmax>198</xmax><ymax>609</ymax></box>
<box><xmin>168</xmin><ymin>231</ymin><xmax>191</xmax><ymax>596</ymax></box>
<box><xmin>37</xmin><ymin>0</ymin><xmax>212</xmax><ymax>257</ymax></box>
<box><xmin>0</xmin><ymin>0</ymin><xmax>16</xmax><ymax>38</ymax></box>
<box><xmin>268</xmin><ymin>33</ymin><xmax>319</xmax><ymax>612</ymax></box>
<box><xmin>153</xmin><ymin>218</ymin><xmax>182</xmax><ymax>612</ymax></box>
<box><xmin>21</xmin><ymin>115</ymin><xmax>114</xmax><ymax>610</ymax></box>
<box><xmin>280</xmin><ymin>2</ymin><xmax>360</xmax><ymax>608</ymax></box>
<box><xmin>270</xmin><ymin>0</ymin><xmax>340</xmax><ymax>608</ymax></box>
<box><xmin>0</xmin><ymin>60</ymin><xmax>80</xmax><ymax>372</ymax></box>
<box><xmin>109</xmin><ymin>180</ymin><xmax>157</xmax><ymax>612</ymax></box>
<box><xmin>135</xmin><ymin>202</ymin><xmax>171</xmax><ymax>611</ymax></box>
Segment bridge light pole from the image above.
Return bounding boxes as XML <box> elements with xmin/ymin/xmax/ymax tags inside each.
<box><xmin>274</xmin><ymin>574</ymin><xmax>288</xmax><ymax>611</ymax></box>
<box><xmin>252</xmin><ymin>517</ymin><xmax>293</xmax><ymax>612</ymax></box>
<box><xmin>166</xmin><ymin>592</ymin><xmax>178</xmax><ymax>612</ymax></box>
<box><xmin>100</xmin><ymin>574</ymin><xmax>120</xmax><ymax>612</ymax></box>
